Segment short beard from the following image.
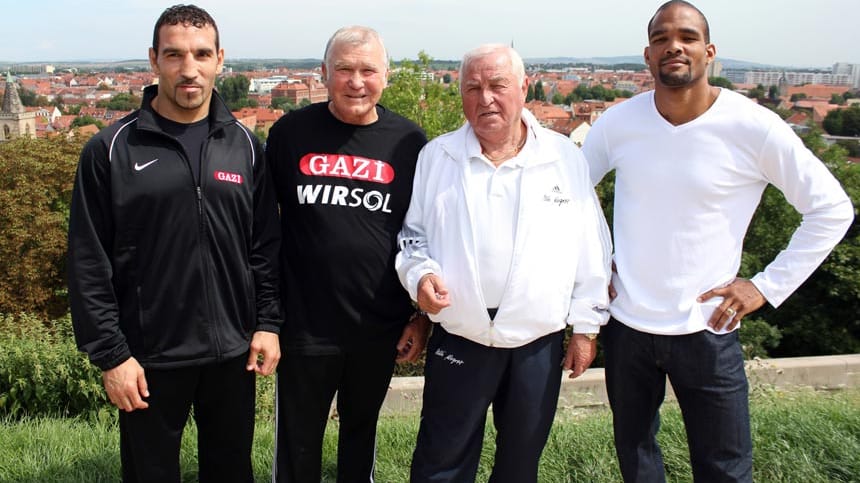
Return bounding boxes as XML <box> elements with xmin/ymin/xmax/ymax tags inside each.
<box><xmin>659</xmin><ymin>70</ymin><xmax>692</xmax><ymax>87</ymax></box>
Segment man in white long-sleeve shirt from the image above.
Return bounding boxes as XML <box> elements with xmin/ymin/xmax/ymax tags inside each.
<box><xmin>396</xmin><ymin>44</ymin><xmax>612</xmax><ymax>483</ymax></box>
<box><xmin>582</xmin><ymin>2</ymin><xmax>854</xmax><ymax>482</ymax></box>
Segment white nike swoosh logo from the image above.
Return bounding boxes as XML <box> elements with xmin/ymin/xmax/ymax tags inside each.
<box><xmin>134</xmin><ymin>159</ymin><xmax>159</xmax><ymax>171</ymax></box>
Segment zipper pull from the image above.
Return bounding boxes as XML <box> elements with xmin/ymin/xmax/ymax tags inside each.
<box><xmin>196</xmin><ymin>186</ymin><xmax>203</xmax><ymax>217</ymax></box>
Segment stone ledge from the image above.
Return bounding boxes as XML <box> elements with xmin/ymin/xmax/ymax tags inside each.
<box><xmin>380</xmin><ymin>354</ymin><xmax>860</xmax><ymax>415</ymax></box>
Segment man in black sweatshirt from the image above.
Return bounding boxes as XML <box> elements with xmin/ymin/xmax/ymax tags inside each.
<box><xmin>266</xmin><ymin>25</ymin><xmax>429</xmax><ymax>483</ymax></box>
<box><xmin>67</xmin><ymin>5</ymin><xmax>281</xmax><ymax>482</ymax></box>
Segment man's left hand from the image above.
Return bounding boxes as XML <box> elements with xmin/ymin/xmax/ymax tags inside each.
<box><xmin>563</xmin><ymin>334</ymin><xmax>598</xmax><ymax>379</ymax></box>
<box><xmin>698</xmin><ymin>278</ymin><xmax>767</xmax><ymax>332</ymax></box>
<box><xmin>247</xmin><ymin>331</ymin><xmax>281</xmax><ymax>376</ymax></box>
<box><xmin>396</xmin><ymin>313</ymin><xmax>431</xmax><ymax>363</ymax></box>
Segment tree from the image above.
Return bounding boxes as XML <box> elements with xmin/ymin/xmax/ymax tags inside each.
<box><xmin>790</xmin><ymin>93</ymin><xmax>807</xmax><ymax>102</ymax></box>
<box><xmin>380</xmin><ymin>51</ymin><xmax>464</xmax><ymax>140</ymax></box>
<box><xmin>71</xmin><ymin>115</ymin><xmax>104</xmax><ymax>129</ymax></box>
<box><xmin>95</xmin><ymin>92</ymin><xmax>140</xmax><ymax>111</ymax></box>
<box><xmin>534</xmin><ymin>80</ymin><xmax>546</xmax><ymax>101</ymax></box>
<box><xmin>708</xmin><ymin>77</ymin><xmax>734</xmax><ymax>90</ymax></box>
<box><xmin>830</xmin><ymin>93</ymin><xmax>846</xmax><ymax>105</ymax></box>
<box><xmin>526</xmin><ymin>84</ymin><xmax>535</xmax><ymax>102</ymax></box>
<box><xmin>747</xmin><ymin>84</ymin><xmax>766</xmax><ymax>102</ymax></box>
<box><xmin>767</xmin><ymin>85</ymin><xmax>780</xmax><ymax>102</ymax></box>
<box><xmin>442</xmin><ymin>73</ymin><xmax>452</xmax><ymax>84</ymax></box>
<box><xmin>0</xmin><ymin>136</ymin><xmax>84</xmax><ymax>317</ymax></box>
<box><xmin>271</xmin><ymin>96</ymin><xmax>296</xmax><ymax>111</ymax></box>
<box><xmin>551</xmin><ymin>92</ymin><xmax>565</xmax><ymax>105</ymax></box>
<box><xmin>17</xmin><ymin>88</ymin><xmax>49</xmax><ymax>107</ymax></box>
<box><xmin>823</xmin><ymin>104</ymin><xmax>860</xmax><ymax>136</ymax></box>
<box><xmin>215</xmin><ymin>74</ymin><xmax>252</xmax><ymax>110</ymax></box>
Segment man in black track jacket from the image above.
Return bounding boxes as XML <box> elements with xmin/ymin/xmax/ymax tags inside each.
<box><xmin>67</xmin><ymin>5</ymin><xmax>281</xmax><ymax>482</ymax></box>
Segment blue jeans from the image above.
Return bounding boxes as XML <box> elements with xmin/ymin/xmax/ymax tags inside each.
<box><xmin>603</xmin><ymin>319</ymin><xmax>753</xmax><ymax>483</ymax></box>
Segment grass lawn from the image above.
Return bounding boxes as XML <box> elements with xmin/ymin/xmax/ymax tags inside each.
<box><xmin>1</xmin><ymin>388</ymin><xmax>857</xmax><ymax>482</ymax></box>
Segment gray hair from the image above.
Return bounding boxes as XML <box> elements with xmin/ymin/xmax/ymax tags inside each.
<box><xmin>459</xmin><ymin>44</ymin><xmax>525</xmax><ymax>88</ymax></box>
<box><xmin>323</xmin><ymin>26</ymin><xmax>389</xmax><ymax>77</ymax></box>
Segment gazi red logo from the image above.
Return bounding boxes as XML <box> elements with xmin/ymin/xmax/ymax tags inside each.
<box><xmin>299</xmin><ymin>154</ymin><xmax>394</xmax><ymax>184</ymax></box>
<box><xmin>214</xmin><ymin>171</ymin><xmax>243</xmax><ymax>184</ymax></box>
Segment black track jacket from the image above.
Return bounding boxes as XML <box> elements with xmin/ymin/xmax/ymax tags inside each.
<box><xmin>68</xmin><ymin>85</ymin><xmax>281</xmax><ymax>371</ymax></box>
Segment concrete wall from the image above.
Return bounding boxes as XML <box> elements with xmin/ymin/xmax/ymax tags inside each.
<box><xmin>380</xmin><ymin>354</ymin><xmax>860</xmax><ymax>415</ymax></box>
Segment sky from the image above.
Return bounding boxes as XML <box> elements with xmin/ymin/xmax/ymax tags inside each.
<box><xmin>3</xmin><ymin>0</ymin><xmax>858</xmax><ymax>68</ymax></box>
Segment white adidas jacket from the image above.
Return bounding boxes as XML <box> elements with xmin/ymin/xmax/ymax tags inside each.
<box><xmin>396</xmin><ymin>110</ymin><xmax>612</xmax><ymax>348</ymax></box>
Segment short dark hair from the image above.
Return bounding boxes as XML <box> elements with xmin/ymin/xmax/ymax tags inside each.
<box><xmin>648</xmin><ymin>0</ymin><xmax>710</xmax><ymax>43</ymax></box>
<box><xmin>152</xmin><ymin>4</ymin><xmax>219</xmax><ymax>54</ymax></box>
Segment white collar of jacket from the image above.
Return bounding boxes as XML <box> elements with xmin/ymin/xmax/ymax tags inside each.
<box><xmin>436</xmin><ymin>108</ymin><xmax>564</xmax><ymax>169</ymax></box>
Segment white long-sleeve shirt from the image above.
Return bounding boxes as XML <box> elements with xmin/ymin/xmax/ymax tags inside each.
<box><xmin>396</xmin><ymin>109</ymin><xmax>612</xmax><ymax>348</ymax></box>
<box><xmin>583</xmin><ymin>88</ymin><xmax>854</xmax><ymax>336</ymax></box>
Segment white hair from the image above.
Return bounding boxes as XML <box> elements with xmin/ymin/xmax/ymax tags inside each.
<box><xmin>459</xmin><ymin>44</ymin><xmax>525</xmax><ymax>88</ymax></box>
<box><xmin>323</xmin><ymin>26</ymin><xmax>389</xmax><ymax>78</ymax></box>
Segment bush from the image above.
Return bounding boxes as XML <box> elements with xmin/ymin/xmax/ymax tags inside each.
<box><xmin>0</xmin><ymin>313</ymin><xmax>109</xmax><ymax>420</ymax></box>
<box><xmin>739</xmin><ymin>318</ymin><xmax>782</xmax><ymax>359</ymax></box>
<box><xmin>0</xmin><ymin>136</ymin><xmax>82</xmax><ymax>318</ymax></box>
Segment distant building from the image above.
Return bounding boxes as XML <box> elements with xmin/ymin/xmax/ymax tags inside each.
<box><xmin>1</xmin><ymin>73</ymin><xmax>38</xmax><ymax>141</ymax></box>
<box><xmin>832</xmin><ymin>62</ymin><xmax>860</xmax><ymax>88</ymax></box>
<box><xmin>706</xmin><ymin>59</ymin><xmax>723</xmax><ymax>79</ymax></box>
<box><xmin>743</xmin><ymin>70</ymin><xmax>851</xmax><ymax>87</ymax></box>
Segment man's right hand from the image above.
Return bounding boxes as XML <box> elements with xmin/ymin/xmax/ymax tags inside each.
<box><xmin>102</xmin><ymin>357</ymin><xmax>150</xmax><ymax>412</ymax></box>
<box><xmin>417</xmin><ymin>273</ymin><xmax>451</xmax><ymax>315</ymax></box>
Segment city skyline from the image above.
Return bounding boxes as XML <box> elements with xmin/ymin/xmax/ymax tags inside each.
<box><xmin>3</xmin><ymin>0</ymin><xmax>858</xmax><ymax>68</ymax></box>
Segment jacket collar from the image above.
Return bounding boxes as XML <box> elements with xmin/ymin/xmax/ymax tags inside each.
<box><xmin>438</xmin><ymin>108</ymin><xmax>561</xmax><ymax>168</ymax></box>
<box><xmin>135</xmin><ymin>84</ymin><xmax>236</xmax><ymax>134</ymax></box>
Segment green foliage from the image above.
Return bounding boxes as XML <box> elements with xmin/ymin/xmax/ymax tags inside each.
<box><xmin>534</xmin><ymin>79</ymin><xmax>546</xmax><ymax>101</ymax></box>
<box><xmin>0</xmin><ymin>136</ymin><xmax>82</xmax><ymax>317</ymax></box>
<box><xmin>708</xmin><ymin>76</ymin><xmax>735</xmax><ymax>90</ymax></box>
<box><xmin>747</xmin><ymin>84</ymin><xmax>766</xmax><ymax>102</ymax></box>
<box><xmin>526</xmin><ymin>84</ymin><xmax>535</xmax><ymax>102</ymax></box>
<box><xmin>823</xmin><ymin>104</ymin><xmax>860</xmax><ymax>136</ymax></box>
<box><xmin>1</xmin><ymin>389</ymin><xmax>857</xmax><ymax>482</ymax></box>
<box><xmin>0</xmin><ymin>314</ymin><xmax>110</xmax><ymax>420</ymax></box>
<box><xmin>790</xmin><ymin>93</ymin><xmax>807</xmax><ymax>102</ymax></box>
<box><xmin>70</xmin><ymin>115</ymin><xmax>104</xmax><ymax>129</ymax></box>
<box><xmin>738</xmin><ymin>318</ymin><xmax>782</xmax><ymax>359</ymax></box>
<box><xmin>270</xmin><ymin>96</ymin><xmax>295</xmax><ymax>111</ymax></box>
<box><xmin>380</xmin><ymin>51</ymin><xmax>464</xmax><ymax>140</ymax></box>
<box><xmin>17</xmin><ymin>87</ymin><xmax>49</xmax><ymax>107</ymax></box>
<box><xmin>215</xmin><ymin>74</ymin><xmax>252</xmax><ymax>111</ymax></box>
<box><xmin>565</xmin><ymin>84</ymin><xmax>631</xmax><ymax>104</ymax></box>
<box><xmin>837</xmin><ymin>139</ymin><xmax>860</xmax><ymax>157</ymax></box>
<box><xmin>95</xmin><ymin>92</ymin><xmax>140</xmax><ymax>111</ymax></box>
<box><xmin>831</xmin><ymin>93</ymin><xmax>846</xmax><ymax>106</ymax></box>
<box><xmin>768</xmin><ymin>85</ymin><xmax>780</xmax><ymax>102</ymax></box>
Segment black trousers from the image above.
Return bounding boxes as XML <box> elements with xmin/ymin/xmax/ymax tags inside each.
<box><xmin>118</xmin><ymin>354</ymin><xmax>256</xmax><ymax>483</ymax></box>
<box><xmin>273</xmin><ymin>336</ymin><xmax>399</xmax><ymax>483</ymax></box>
<box><xmin>411</xmin><ymin>327</ymin><xmax>564</xmax><ymax>483</ymax></box>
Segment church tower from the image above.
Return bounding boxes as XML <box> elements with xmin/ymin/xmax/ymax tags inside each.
<box><xmin>0</xmin><ymin>73</ymin><xmax>37</xmax><ymax>141</ymax></box>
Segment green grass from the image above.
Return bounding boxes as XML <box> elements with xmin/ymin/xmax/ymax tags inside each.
<box><xmin>1</xmin><ymin>388</ymin><xmax>857</xmax><ymax>482</ymax></box>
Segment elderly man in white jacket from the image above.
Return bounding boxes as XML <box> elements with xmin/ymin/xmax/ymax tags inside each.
<box><xmin>396</xmin><ymin>44</ymin><xmax>613</xmax><ymax>483</ymax></box>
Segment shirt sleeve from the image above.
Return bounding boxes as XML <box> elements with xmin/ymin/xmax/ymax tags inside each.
<box><xmin>395</xmin><ymin>145</ymin><xmax>442</xmax><ymax>301</ymax></box>
<box><xmin>581</xmin><ymin>116</ymin><xmax>613</xmax><ymax>187</ymax></box>
<box><xmin>565</xmin><ymin>149</ymin><xmax>613</xmax><ymax>333</ymax></box>
<box><xmin>250</xmin><ymin>133</ymin><xmax>283</xmax><ymax>333</ymax></box>
<box><xmin>67</xmin><ymin>137</ymin><xmax>131</xmax><ymax>371</ymax></box>
<box><xmin>750</xmin><ymin>120</ymin><xmax>854</xmax><ymax>307</ymax></box>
